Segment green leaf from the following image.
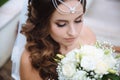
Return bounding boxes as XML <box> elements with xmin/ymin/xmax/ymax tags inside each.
<box><xmin>56</xmin><ymin>54</ymin><xmax>65</xmax><ymax>59</ymax></box>
<box><xmin>115</xmin><ymin>54</ymin><xmax>120</xmax><ymax>59</ymax></box>
<box><xmin>104</xmin><ymin>49</ymin><xmax>111</xmax><ymax>55</ymax></box>
<box><xmin>102</xmin><ymin>73</ymin><xmax>120</xmax><ymax>80</ymax></box>
<box><xmin>0</xmin><ymin>0</ymin><xmax>9</xmax><ymax>6</ymax></box>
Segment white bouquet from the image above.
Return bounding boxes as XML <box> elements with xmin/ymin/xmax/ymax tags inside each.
<box><xmin>55</xmin><ymin>42</ymin><xmax>120</xmax><ymax>80</ymax></box>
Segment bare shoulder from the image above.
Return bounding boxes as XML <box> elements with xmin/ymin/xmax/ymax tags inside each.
<box><xmin>80</xmin><ymin>25</ymin><xmax>96</xmax><ymax>45</ymax></box>
<box><xmin>20</xmin><ymin>49</ymin><xmax>42</xmax><ymax>80</ymax></box>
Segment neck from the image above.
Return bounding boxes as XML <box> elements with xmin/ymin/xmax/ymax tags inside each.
<box><xmin>60</xmin><ymin>40</ymin><xmax>80</xmax><ymax>55</ymax></box>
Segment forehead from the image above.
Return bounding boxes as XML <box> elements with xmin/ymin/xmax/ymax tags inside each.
<box><xmin>51</xmin><ymin>0</ymin><xmax>83</xmax><ymax>21</ymax></box>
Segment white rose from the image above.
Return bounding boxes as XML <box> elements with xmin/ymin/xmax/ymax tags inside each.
<box><xmin>95</xmin><ymin>60</ymin><xmax>109</xmax><ymax>74</ymax></box>
<box><xmin>62</xmin><ymin>63</ymin><xmax>76</xmax><ymax>77</ymax></box>
<box><xmin>61</xmin><ymin>49</ymin><xmax>80</xmax><ymax>64</ymax></box>
<box><xmin>80</xmin><ymin>45</ymin><xmax>104</xmax><ymax>58</ymax></box>
<box><xmin>81</xmin><ymin>56</ymin><xmax>97</xmax><ymax>70</ymax></box>
<box><xmin>72</xmin><ymin>71</ymin><xmax>87</xmax><ymax>80</ymax></box>
<box><xmin>103</xmin><ymin>54</ymin><xmax>117</xmax><ymax>68</ymax></box>
<box><xmin>80</xmin><ymin>45</ymin><xmax>96</xmax><ymax>55</ymax></box>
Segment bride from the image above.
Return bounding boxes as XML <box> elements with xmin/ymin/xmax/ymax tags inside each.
<box><xmin>12</xmin><ymin>0</ymin><xmax>96</xmax><ymax>80</ymax></box>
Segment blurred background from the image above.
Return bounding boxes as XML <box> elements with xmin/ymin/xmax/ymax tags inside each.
<box><xmin>85</xmin><ymin>0</ymin><xmax>120</xmax><ymax>46</ymax></box>
<box><xmin>0</xmin><ymin>0</ymin><xmax>120</xmax><ymax>80</ymax></box>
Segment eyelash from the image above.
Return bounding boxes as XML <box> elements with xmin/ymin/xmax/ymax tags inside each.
<box><xmin>56</xmin><ymin>19</ymin><xmax>82</xmax><ymax>27</ymax></box>
<box><xmin>75</xmin><ymin>19</ymin><xmax>82</xmax><ymax>23</ymax></box>
<box><xmin>56</xmin><ymin>23</ymin><xmax>66</xmax><ymax>27</ymax></box>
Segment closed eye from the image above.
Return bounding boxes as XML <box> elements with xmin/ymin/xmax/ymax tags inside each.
<box><xmin>56</xmin><ymin>23</ymin><xmax>66</xmax><ymax>27</ymax></box>
<box><xmin>74</xmin><ymin>14</ymin><xmax>83</xmax><ymax>23</ymax></box>
<box><xmin>75</xmin><ymin>19</ymin><xmax>82</xmax><ymax>23</ymax></box>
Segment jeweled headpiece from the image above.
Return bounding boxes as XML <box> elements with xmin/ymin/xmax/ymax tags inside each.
<box><xmin>52</xmin><ymin>0</ymin><xmax>83</xmax><ymax>14</ymax></box>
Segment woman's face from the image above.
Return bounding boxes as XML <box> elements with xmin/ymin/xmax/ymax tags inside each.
<box><xmin>50</xmin><ymin>0</ymin><xmax>84</xmax><ymax>47</ymax></box>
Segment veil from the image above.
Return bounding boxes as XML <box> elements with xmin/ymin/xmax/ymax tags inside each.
<box><xmin>11</xmin><ymin>0</ymin><xmax>28</xmax><ymax>79</ymax></box>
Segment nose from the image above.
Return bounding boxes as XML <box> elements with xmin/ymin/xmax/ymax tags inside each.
<box><xmin>67</xmin><ymin>24</ymin><xmax>77</xmax><ymax>37</ymax></box>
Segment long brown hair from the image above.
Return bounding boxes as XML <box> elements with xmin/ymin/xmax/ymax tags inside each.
<box><xmin>21</xmin><ymin>0</ymin><xmax>86</xmax><ymax>79</ymax></box>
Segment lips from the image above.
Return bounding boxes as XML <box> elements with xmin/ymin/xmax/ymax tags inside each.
<box><xmin>64</xmin><ymin>38</ymin><xmax>75</xmax><ymax>42</ymax></box>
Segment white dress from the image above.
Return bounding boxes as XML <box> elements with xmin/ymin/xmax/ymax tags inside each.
<box><xmin>11</xmin><ymin>0</ymin><xmax>28</xmax><ymax>79</ymax></box>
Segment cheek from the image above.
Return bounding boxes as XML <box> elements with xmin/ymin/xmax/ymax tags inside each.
<box><xmin>50</xmin><ymin>25</ymin><xmax>64</xmax><ymax>39</ymax></box>
<box><xmin>76</xmin><ymin>23</ymin><xmax>83</xmax><ymax>33</ymax></box>
<box><xmin>50</xmin><ymin>25</ymin><xmax>60</xmax><ymax>35</ymax></box>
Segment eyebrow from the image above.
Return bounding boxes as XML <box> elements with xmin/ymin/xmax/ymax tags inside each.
<box><xmin>75</xmin><ymin>14</ymin><xmax>83</xmax><ymax>20</ymax></box>
<box><xmin>55</xmin><ymin>14</ymin><xmax>83</xmax><ymax>22</ymax></box>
